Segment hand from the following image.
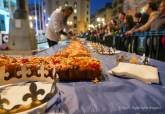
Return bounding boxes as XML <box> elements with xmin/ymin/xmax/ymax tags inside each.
<box><xmin>67</xmin><ymin>34</ymin><xmax>72</xmax><ymax>40</ymax></box>
<box><xmin>67</xmin><ymin>31</ymin><xmax>74</xmax><ymax>39</ymax></box>
<box><xmin>125</xmin><ymin>30</ymin><xmax>134</xmax><ymax>36</ymax></box>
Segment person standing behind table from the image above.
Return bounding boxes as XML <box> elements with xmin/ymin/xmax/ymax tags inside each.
<box><xmin>151</xmin><ymin>0</ymin><xmax>165</xmax><ymax>31</ymax></box>
<box><xmin>118</xmin><ymin>12</ymin><xmax>126</xmax><ymax>33</ymax></box>
<box><xmin>116</xmin><ymin>12</ymin><xmax>126</xmax><ymax>50</ymax></box>
<box><xmin>150</xmin><ymin>0</ymin><xmax>165</xmax><ymax>61</ymax></box>
<box><xmin>46</xmin><ymin>6</ymin><xmax>73</xmax><ymax>47</ymax></box>
<box><xmin>124</xmin><ymin>15</ymin><xmax>135</xmax><ymax>51</ymax></box>
<box><xmin>134</xmin><ymin>12</ymin><xmax>142</xmax><ymax>27</ymax></box>
<box><xmin>130</xmin><ymin>13</ymin><xmax>149</xmax><ymax>53</ymax></box>
<box><xmin>125</xmin><ymin>2</ymin><xmax>158</xmax><ymax>56</ymax></box>
<box><xmin>126</xmin><ymin>2</ymin><xmax>158</xmax><ymax>34</ymax></box>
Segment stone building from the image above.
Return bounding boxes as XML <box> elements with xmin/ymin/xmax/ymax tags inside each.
<box><xmin>45</xmin><ymin>0</ymin><xmax>90</xmax><ymax>33</ymax></box>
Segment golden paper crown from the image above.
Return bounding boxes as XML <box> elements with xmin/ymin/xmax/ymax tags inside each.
<box><xmin>0</xmin><ymin>64</ymin><xmax>58</xmax><ymax>114</ymax></box>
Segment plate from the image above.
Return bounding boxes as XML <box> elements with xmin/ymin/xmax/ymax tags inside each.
<box><xmin>98</xmin><ymin>50</ymin><xmax>121</xmax><ymax>55</ymax></box>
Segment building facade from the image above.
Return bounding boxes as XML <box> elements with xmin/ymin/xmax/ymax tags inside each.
<box><xmin>0</xmin><ymin>0</ymin><xmax>91</xmax><ymax>34</ymax></box>
<box><xmin>0</xmin><ymin>0</ymin><xmax>16</xmax><ymax>33</ymax></box>
<box><xmin>91</xmin><ymin>3</ymin><xmax>112</xmax><ymax>27</ymax></box>
<box><xmin>45</xmin><ymin>0</ymin><xmax>90</xmax><ymax>33</ymax></box>
<box><xmin>96</xmin><ymin>3</ymin><xmax>112</xmax><ymax>23</ymax></box>
<box><xmin>28</xmin><ymin>0</ymin><xmax>47</xmax><ymax>34</ymax></box>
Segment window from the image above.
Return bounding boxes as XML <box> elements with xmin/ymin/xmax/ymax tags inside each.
<box><xmin>87</xmin><ymin>11</ymin><xmax>89</xmax><ymax>15</ymax></box>
<box><xmin>86</xmin><ymin>18</ymin><xmax>88</xmax><ymax>22</ymax></box>
<box><xmin>0</xmin><ymin>14</ymin><xmax>5</xmax><ymax>31</ymax></box>
<box><xmin>73</xmin><ymin>16</ymin><xmax>77</xmax><ymax>20</ymax></box>
<box><xmin>3</xmin><ymin>0</ymin><xmax>9</xmax><ymax>9</ymax></box>
<box><xmin>74</xmin><ymin>24</ymin><xmax>77</xmax><ymax>28</ymax></box>
<box><xmin>87</xmin><ymin>4</ymin><xmax>89</xmax><ymax>8</ymax></box>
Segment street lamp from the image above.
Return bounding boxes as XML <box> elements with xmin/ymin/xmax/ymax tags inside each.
<box><xmin>101</xmin><ymin>18</ymin><xmax>105</xmax><ymax>22</ymax></box>
<box><xmin>34</xmin><ymin>16</ymin><xmax>37</xmax><ymax>20</ymax></box>
<box><xmin>29</xmin><ymin>16</ymin><xmax>33</xmax><ymax>20</ymax></box>
<box><xmin>48</xmin><ymin>17</ymin><xmax>51</xmax><ymax>21</ymax></box>
<box><xmin>43</xmin><ymin>9</ymin><xmax>46</xmax><ymax>13</ymax></box>
<box><xmin>96</xmin><ymin>17</ymin><xmax>105</xmax><ymax>26</ymax></box>
<box><xmin>88</xmin><ymin>24</ymin><xmax>94</xmax><ymax>30</ymax></box>
<box><xmin>70</xmin><ymin>21</ymin><xmax>73</xmax><ymax>25</ymax></box>
<box><xmin>74</xmin><ymin>9</ymin><xmax>77</xmax><ymax>14</ymax></box>
<box><xmin>67</xmin><ymin>21</ymin><xmax>73</xmax><ymax>26</ymax></box>
<box><xmin>96</xmin><ymin>17</ymin><xmax>101</xmax><ymax>22</ymax></box>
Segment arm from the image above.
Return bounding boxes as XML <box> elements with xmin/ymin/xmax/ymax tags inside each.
<box><xmin>59</xmin><ymin>30</ymin><xmax>68</xmax><ymax>36</ymax></box>
<box><xmin>125</xmin><ymin>13</ymin><xmax>158</xmax><ymax>35</ymax></box>
<box><xmin>134</xmin><ymin>13</ymin><xmax>158</xmax><ymax>32</ymax></box>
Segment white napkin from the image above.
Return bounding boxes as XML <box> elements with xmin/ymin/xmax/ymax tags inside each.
<box><xmin>109</xmin><ymin>62</ymin><xmax>159</xmax><ymax>84</ymax></box>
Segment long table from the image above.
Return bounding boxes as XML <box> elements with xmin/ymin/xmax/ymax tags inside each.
<box><xmin>37</xmin><ymin>41</ymin><xmax>165</xmax><ymax>114</ymax></box>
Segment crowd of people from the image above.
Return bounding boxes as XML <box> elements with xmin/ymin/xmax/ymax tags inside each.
<box><xmin>85</xmin><ymin>0</ymin><xmax>165</xmax><ymax>61</ymax></box>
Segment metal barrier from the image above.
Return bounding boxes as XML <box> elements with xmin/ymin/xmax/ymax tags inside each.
<box><xmin>87</xmin><ymin>31</ymin><xmax>165</xmax><ymax>61</ymax></box>
<box><xmin>131</xmin><ymin>31</ymin><xmax>165</xmax><ymax>60</ymax></box>
<box><xmin>133</xmin><ymin>31</ymin><xmax>165</xmax><ymax>36</ymax></box>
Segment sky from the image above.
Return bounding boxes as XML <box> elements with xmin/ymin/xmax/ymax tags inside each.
<box><xmin>28</xmin><ymin>0</ymin><xmax>112</xmax><ymax>16</ymax></box>
<box><xmin>90</xmin><ymin>0</ymin><xmax>112</xmax><ymax>15</ymax></box>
